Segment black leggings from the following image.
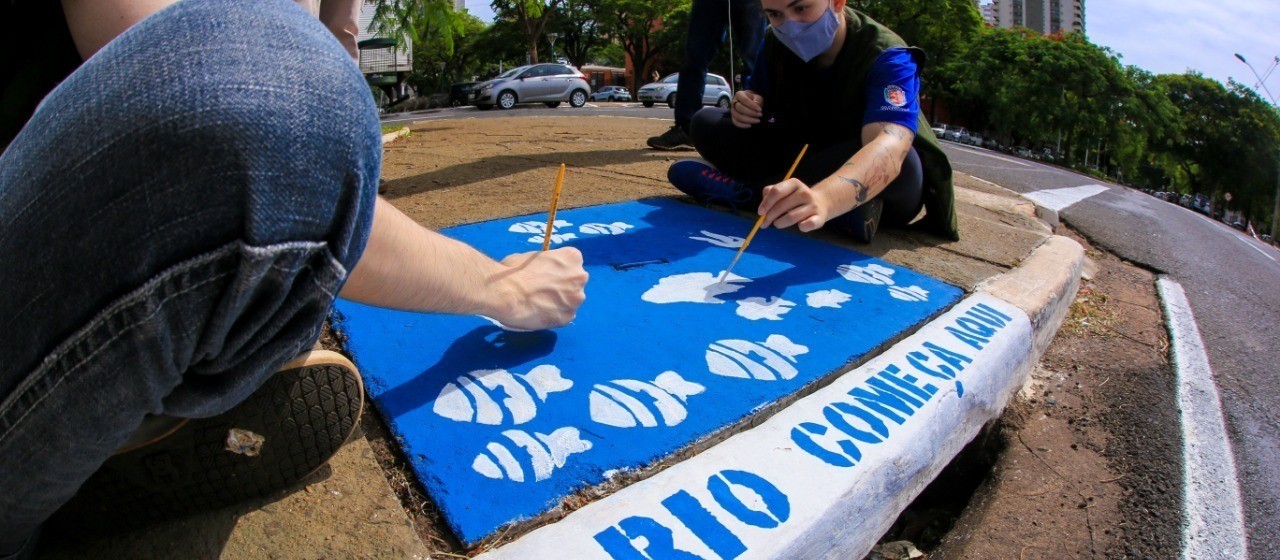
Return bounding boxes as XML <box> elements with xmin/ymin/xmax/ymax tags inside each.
<box><xmin>689</xmin><ymin>107</ymin><xmax>923</xmax><ymax>229</ymax></box>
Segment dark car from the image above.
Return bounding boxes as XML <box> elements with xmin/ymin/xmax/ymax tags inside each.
<box><xmin>448</xmin><ymin>82</ymin><xmax>480</xmax><ymax>107</ymax></box>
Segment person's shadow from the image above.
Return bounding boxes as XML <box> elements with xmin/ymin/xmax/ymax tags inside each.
<box><xmin>373</xmin><ymin>325</ymin><xmax>558</xmax><ymax>421</ymax></box>
<box><xmin>560</xmin><ymin>197</ymin><xmax>876</xmax><ymax>303</ymax></box>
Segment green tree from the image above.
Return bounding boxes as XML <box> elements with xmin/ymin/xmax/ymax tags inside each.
<box><xmin>492</xmin><ymin>0</ymin><xmax>564</xmax><ymax>64</ymax></box>
<box><xmin>547</xmin><ymin>0</ymin><xmax>608</xmax><ymax>68</ymax></box>
<box><xmin>598</xmin><ymin>0</ymin><xmax>691</xmax><ymax>91</ymax></box>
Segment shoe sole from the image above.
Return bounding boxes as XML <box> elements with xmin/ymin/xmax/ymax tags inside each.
<box><xmin>60</xmin><ymin>350</ymin><xmax>364</xmax><ymax>531</ymax></box>
<box><xmin>648</xmin><ymin>142</ymin><xmax>694</xmax><ymax>151</ymax></box>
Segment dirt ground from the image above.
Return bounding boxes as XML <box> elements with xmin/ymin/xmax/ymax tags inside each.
<box><xmin>916</xmin><ymin>227</ymin><xmax>1180</xmax><ymax>559</ymax></box>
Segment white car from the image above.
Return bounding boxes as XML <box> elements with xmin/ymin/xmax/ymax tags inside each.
<box><xmin>637</xmin><ymin>73</ymin><xmax>732</xmax><ymax>109</ymax></box>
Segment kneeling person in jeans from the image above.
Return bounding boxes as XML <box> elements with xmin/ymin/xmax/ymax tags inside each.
<box><xmin>667</xmin><ymin>0</ymin><xmax>959</xmax><ymax>243</ymax></box>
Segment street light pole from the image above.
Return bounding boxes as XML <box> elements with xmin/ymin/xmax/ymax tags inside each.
<box><xmin>547</xmin><ymin>33</ymin><xmax>560</xmax><ymax>63</ymax></box>
<box><xmin>1236</xmin><ymin>53</ymin><xmax>1280</xmax><ymax>241</ymax></box>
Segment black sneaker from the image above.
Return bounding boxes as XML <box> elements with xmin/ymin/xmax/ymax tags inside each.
<box><xmin>647</xmin><ymin>125</ymin><xmax>693</xmax><ymax>150</ymax></box>
<box><xmin>667</xmin><ymin>158</ymin><xmax>753</xmax><ymax>210</ymax></box>
<box><xmin>842</xmin><ymin>198</ymin><xmax>884</xmax><ymax>243</ymax></box>
<box><xmin>56</xmin><ymin>350</ymin><xmax>364</xmax><ymax>532</ymax></box>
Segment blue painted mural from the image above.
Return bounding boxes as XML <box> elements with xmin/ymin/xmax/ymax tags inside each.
<box><xmin>332</xmin><ymin>198</ymin><xmax>963</xmax><ymax>545</ymax></box>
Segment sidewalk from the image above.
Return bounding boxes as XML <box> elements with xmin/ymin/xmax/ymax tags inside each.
<box><xmin>41</xmin><ymin>115</ymin><xmax>1080</xmax><ymax>559</ymax></box>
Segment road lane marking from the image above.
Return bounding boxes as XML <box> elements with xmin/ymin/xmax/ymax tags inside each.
<box><xmin>947</xmin><ymin>144</ymin><xmax>1031</xmax><ymax>167</ymax></box>
<box><xmin>1157</xmin><ymin>277</ymin><xmax>1248</xmax><ymax>560</ymax></box>
<box><xmin>1019</xmin><ymin>184</ymin><xmax>1109</xmax><ymax>212</ymax></box>
<box><xmin>1192</xmin><ymin>213</ymin><xmax>1278</xmax><ymax>263</ymax></box>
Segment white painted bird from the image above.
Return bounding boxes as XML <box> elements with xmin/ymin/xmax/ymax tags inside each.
<box><xmin>433</xmin><ymin>365</ymin><xmax>572</xmax><ymax>425</ymax></box>
<box><xmin>589</xmin><ymin>371</ymin><xmax>705</xmax><ymax>428</ymax></box>
<box><xmin>471</xmin><ymin>427</ymin><xmax>593</xmax><ymax>483</ymax></box>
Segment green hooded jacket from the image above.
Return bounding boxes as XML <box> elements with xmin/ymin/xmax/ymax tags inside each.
<box><xmin>761</xmin><ymin>7</ymin><xmax>959</xmax><ymax>240</ymax></box>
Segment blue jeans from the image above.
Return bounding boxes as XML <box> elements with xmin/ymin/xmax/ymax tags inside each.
<box><xmin>689</xmin><ymin>107</ymin><xmax>924</xmax><ymax>229</ymax></box>
<box><xmin>0</xmin><ymin>0</ymin><xmax>379</xmax><ymax>546</ymax></box>
<box><xmin>674</xmin><ymin>0</ymin><xmax>765</xmax><ymax>128</ymax></box>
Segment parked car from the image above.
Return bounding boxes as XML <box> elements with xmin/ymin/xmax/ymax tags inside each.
<box><xmin>983</xmin><ymin>137</ymin><xmax>1002</xmax><ymax>151</ymax></box>
<box><xmin>963</xmin><ymin>132</ymin><xmax>984</xmax><ymax>147</ymax></box>
<box><xmin>930</xmin><ymin>123</ymin><xmax>950</xmax><ymax>137</ymax></box>
<box><xmin>448</xmin><ymin>81</ymin><xmax>480</xmax><ymax>107</ymax></box>
<box><xmin>1014</xmin><ymin>146</ymin><xmax>1033</xmax><ymax>159</ymax></box>
<box><xmin>943</xmin><ymin>126</ymin><xmax>968</xmax><ymax>143</ymax></box>
<box><xmin>590</xmin><ymin>86</ymin><xmax>632</xmax><ymax>102</ymax></box>
<box><xmin>472</xmin><ymin>63</ymin><xmax>590</xmax><ymax>110</ymax></box>
<box><xmin>637</xmin><ymin>73</ymin><xmax>732</xmax><ymax>109</ymax></box>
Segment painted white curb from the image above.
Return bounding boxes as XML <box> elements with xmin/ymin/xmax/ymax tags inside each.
<box><xmin>381</xmin><ymin>127</ymin><xmax>410</xmax><ymax>145</ymax></box>
<box><xmin>478</xmin><ymin>294</ymin><xmax>1033</xmax><ymax>560</ymax></box>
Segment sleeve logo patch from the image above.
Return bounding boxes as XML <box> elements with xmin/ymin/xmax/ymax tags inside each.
<box><xmin>884</xmin><ymin>84</ymin><xmax>908</xmax><ymax>108</ymax></box>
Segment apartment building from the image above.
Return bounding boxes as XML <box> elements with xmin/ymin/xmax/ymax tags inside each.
<box><xmin>990</xmin><ymin>0</ymin><xmax>1085</xmax><ymax>35</ymax></box>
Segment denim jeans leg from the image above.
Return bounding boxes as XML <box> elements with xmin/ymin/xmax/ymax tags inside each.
<box><xmin>675</xmin><ymin>0</ymin><xmax>728</xmax><ymax>128</ymax></box>
<box><xmin>0</xmin><ymin>0</ymin><xmax>379</xmax><ymax>544</ymax></box>
<box><xmin>729</xmin><ymin>0</ymin><xmax>765</xmax><ymax>75</ymax></box>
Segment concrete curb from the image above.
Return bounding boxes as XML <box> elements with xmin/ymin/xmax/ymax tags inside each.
<box><xmin>381</xmin><ymin>127</ymin><xmax>410</xmax><ymax>145</ymax></box>
<box><xmin>476</xmin><ymin>236</ymin><xmax>1084</xmax><ymax>559</ymax></box>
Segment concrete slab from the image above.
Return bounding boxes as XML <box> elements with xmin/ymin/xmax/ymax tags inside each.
<box><xmin>333</xmin><ymin>199</ymin><xmax>964</xmax><ymax>545</ymax></box>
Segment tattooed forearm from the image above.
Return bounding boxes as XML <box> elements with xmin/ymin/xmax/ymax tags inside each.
<box><xmin>836</xmin><ymin>175</ymin><xmax>871</xmax><ymax>204</ymax></box>
<box><xmin>880</xmin><ymin>123</ymin><xmax>912</xmax><ymax>141</ymax></box>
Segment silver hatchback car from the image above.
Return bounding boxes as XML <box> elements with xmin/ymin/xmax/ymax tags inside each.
<box><xmin>473</xmin><ymin>63</ymin><xmax>591</xmax><ymax>110</ymax></box>
<box><xmin>637</xmin><ymin>73</ymin><xmax>732</xmax><ymax>109</ymax></box>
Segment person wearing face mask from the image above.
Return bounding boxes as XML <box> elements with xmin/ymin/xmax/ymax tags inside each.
<box><xmin>665</xmin><ymin>0</ymin><xmax>958</xmax><ymax>243</ymax></box>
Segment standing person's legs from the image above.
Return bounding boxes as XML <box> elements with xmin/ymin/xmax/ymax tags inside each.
<box><xmin>729</xmin><ymin>0</ymin><xmax>765</xmax><ymax>75</ymax></box>
<box><xmin>649</xmin><ymin>0</ymin><xmax>725</xmax><ymax>150</ymax></box>
<box><xmin>0</xmin><ymin>0</ymin><xmax>379</xmax><ymax>551</ymax></box>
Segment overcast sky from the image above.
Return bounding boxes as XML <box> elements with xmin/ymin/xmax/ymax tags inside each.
<box><xmin>1088</xmin><ymin>0</ymin><xmax>1279</xmax><ymax>97</ymax></box>
<box><xmin>461</xmin><ymin>0</ymin><xmax>1280</xmax><ymax>99</ymax></box>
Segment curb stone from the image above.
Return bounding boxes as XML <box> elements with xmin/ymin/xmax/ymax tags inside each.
<box><xmin>475</xmin><ymin>236</ymin><xmax>1084</xmax><ymax>559</ymax></box>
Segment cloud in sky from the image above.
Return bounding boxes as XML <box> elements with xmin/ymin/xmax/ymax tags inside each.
<box><xmin>1088</xmin><ymin>0</ymin><xmax>1279</xmax><ymax>93</ymax></box>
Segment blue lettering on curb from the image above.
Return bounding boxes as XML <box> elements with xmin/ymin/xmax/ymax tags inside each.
<box><xmin>594</xmin><ymin>516</ymin><xmax>705</xmax><ymax>560</ymax></box>
<box><xmin>708</xmin><ymin>470</ymin><xmax>791</xmax><ymax>529</ymax></box>
<box><xmin>792</xmin><ymin>422</ymin><xmax>860</xmax><ymax>467</ymax></box>
<box><xmin>595</xmin><ymin>470</ymin><xmax>790</xmax><ymax>560</ymax></box>
<box><xmin>792</xmin><ymin>301</ymin><xmax>1013</xmax><ymax>470</ymax></box>
<box><xmin>825</xmin><ymin>401</ymin><xmax>888</xmax><ymax>442</ymax></box>
<box><xmin>970</xmin><ymin>303</ymin><xmax>1013</xmax><ymax>327</ymax></box>
<box><xmin>664</xmin><ymin>491</ymin><xmax>747</xmax><ymax>559</ymax></box>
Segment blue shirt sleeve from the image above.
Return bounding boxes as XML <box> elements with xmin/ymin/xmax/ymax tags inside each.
<box><xmin>863</xmin><ymin>48</ymin><xmax>920</xmax><ymax>133</ymax></box>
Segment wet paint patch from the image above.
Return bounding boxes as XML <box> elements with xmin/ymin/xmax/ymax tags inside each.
<box><xmin>333</xmin><ymin>199</ymin><xmax>962</xmax><ymax>545</ymax></box>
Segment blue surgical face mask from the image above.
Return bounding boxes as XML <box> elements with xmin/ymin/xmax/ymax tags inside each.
<box><xmin>772</xmin><ymin>2</ymin><xmax>840</xmax><ymax>62</ymax></box>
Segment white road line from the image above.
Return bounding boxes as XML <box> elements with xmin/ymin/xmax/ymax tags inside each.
<box><xmin>1157</xmin><ymin>277</ymin><xmax>1248</xmax><ymax>560</ymax></box>
<box><xmin>949</xmin><ymin>144</ymin><xmax>1031</xmax><ymax>167</ymax></box>
<box><xmin>1192</xmin><ymin>213</ymin><xmax>1278</xmax><ymax>263</ymax></box>
<box><xmin>1020</xmin><ymin>184</ymin><xmax>1109</xmax><ymax>212</ymax></box>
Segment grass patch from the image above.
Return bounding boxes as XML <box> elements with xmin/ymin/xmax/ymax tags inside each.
<box><xmin>381</xmin><ymin>125</ymin><xmax>409</xmax><ymax>135</ymax></box>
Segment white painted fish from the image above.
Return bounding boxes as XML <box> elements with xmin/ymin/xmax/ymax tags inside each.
<box><xmin>706</xmin><ymin>334</ymin><xmax>810</xmax><ymax>381</ymax></box>
<box><xmin>528</xmin><ymin>232</ymin><xmax>578</xmax><ymax>245</ymax></box>
<box><xmin>837</xmin><ymin>263</ymin><xmax>896</xmax><ymax>285</ymax></box>
<box><xmin>889</xmin><ymin>285</ymin><xmax>930</xmax><ymax>302</ymax></box>
<box><xmin>689</xmin><ymin>230</ymin><xmax>744</xmax><ymax>248</ymax></box>
<box><xmin>642</xmin><ymin>271</ymin><xmax>749</xmax><ymax>304</ymax></box>
<box><xmin>579</xmin><ymin>222</ymin><xmax>634</xmax><ymax>235</ymax></box>
<box><xmin>509</xmin><ymin>220</ymin><xmax>571</xmax><ymax>234</ymax></box>
<box><xmin>589</xmin><ymin>371</ymin><xmax>705</xmax><ymax>428</ymax></box>
<box><xmin>471</xmin><ymin>427</ymin><xmax>592</xmax><ymax>483</ymax></box>
<box><xmin>433</xmin><ymin>365</ymin><xmax>572</xmax><ymax>425</ymax></box>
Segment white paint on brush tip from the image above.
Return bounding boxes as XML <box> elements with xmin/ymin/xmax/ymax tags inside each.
<box><xmin>1157</xmin><ymin>277</ymin><xmax>1247</xmax><ymax>560</ymax></box>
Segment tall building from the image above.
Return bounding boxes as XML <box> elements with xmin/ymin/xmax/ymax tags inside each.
<box><xmin>992</xmin><ymin>0</ymin><xmax>1085</xmax><ymax>35</ymax></box>
<box><xmin>981</xmin><ymin>2</ymin><xmax>998</xmax><ymax>27</ymax></box>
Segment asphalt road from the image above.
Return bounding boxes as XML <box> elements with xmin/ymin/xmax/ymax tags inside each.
<box><xmin>381</xmin><ymin>105</ymin><xmax>1280</xmax><ymax>555</ymax></box>
<box><xmin>941</xmin><ymin>140</ymin><xmax>1280</xmax><ymax>559</ymax></box>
